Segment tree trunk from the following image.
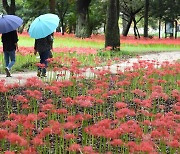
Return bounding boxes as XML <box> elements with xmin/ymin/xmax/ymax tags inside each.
<box><xmin>2</xmin><ymin>0</ymin><xmax>16</xmax><ymax>15</ymax></box>
<box><xmin>75</xmin><ymin>0</ymin><xmax>91</xmax><ymax>38</ymax></box>
<box><xmin>144</xmin><ymin>0</ymin><xmax>149</xmax><ymax>37</ymax></box>
<box><xmin>61</xmin><ymin>18</ymin><xmax>64</xmax><ymax>35</ymax></box>
<box><xmin>49</xmin><ymin>0</ymin><xmax>56</xmax><ymax>14</ymax></box>
<box><xmin>105</xmin><ymin>0</ymin><xmax>120</xmax><ymax>49</ymax></box>
<box><xmin>158</xmin><ymin>19</ymin><xmax>161</xmax><ymax>39</ymax></box>
<box><xmin>122</xmin><ymin>14</ymin><xmax>129</xmax><ymax>35</ymax></box>
<box><xmin>122</xmin><ymin>17</ymin><xmax>133</xmax><ymax>36</ymax></box>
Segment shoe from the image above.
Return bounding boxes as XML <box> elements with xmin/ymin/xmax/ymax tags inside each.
<box><xmin>37</xmin><ymin>71</ymin><xmax>41</xmax><ymax>77</ymax></box>
<box><xmin>6</xmin><ymin>75</ymin><xmax>12</xmax><ymax>77</ymax></box>
<box><xmin>41</xmin><ymin>73</ymin><xmax>47</xmax><ymax>77</ymax></box>
<box><xmin>5</xmin><ymin>67</ymin><xmax>11</xmax><ymax>77</ymax></box>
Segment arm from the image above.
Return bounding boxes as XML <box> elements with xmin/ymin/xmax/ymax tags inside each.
<box><xmin>34</xmin><ymin>40</ymin><xmax>37</xmax><ymax>55</ymax></box>
<box><xmin>13</xmin><ymin>31</ymin><xmax>19</xmax><ymax>51</ymax></box>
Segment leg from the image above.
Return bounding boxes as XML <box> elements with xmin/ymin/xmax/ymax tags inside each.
<box><xmin>4</xmin><ymin>51</ymin><xmax>9</xmax><ymax>68</ymax></box>
<box><xmin>39</xmin><ymin>50</ymin><xmax>50</xmax><ymax>76</ymax></box>
<box><xmin>8</xmin><ymin>50</ymin><xmax>16</xmax><ymax>70</ymax></box>
<box><xmin>4</xmin><ymin>51</ymin><xmax>11</xmax><ymax>77</ymax></box>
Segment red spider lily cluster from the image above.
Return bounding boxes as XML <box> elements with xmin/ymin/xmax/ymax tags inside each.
<box><xmin>0</xmin><ymin>57</ymin><xmax>179</xmax><ymax>153</ymax></box>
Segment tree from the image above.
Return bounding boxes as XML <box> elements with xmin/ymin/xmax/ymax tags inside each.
<box><xmin>2</xmin><ymin>0</ymin><xmax>16</xmax><ymax>15</ymax></box>
<box><xmin>120</xmin><ymin>0</ymin><xmax>144</xmax><ymax>37</ymax></box>
<box><xmin>56</xmin><ymin>0</ymin><xmax>71</xmax><ymax>34</ymax></box>
<box><xmin>143</xmin><ymin>0</ymin><xmax>149</xmax><ymax>37</ymax></box>
<box><xmin>75</xmin><ymin>0</ymin><xmax>92</xmax><ymax>38</ymax></box>
<box><xmin>49</xmin><ymin>0</ymin><xmax>55</xmax><ymax>13</ymax></box>
<box><xmin>105</xmin><ymin>0</ymin><xmax>120</xmax><ymax>49</ymax></box>
<box><xmin>151</xmin><ymin>0</ymin><xmax>180</xmax><ymax>38</ymax></box>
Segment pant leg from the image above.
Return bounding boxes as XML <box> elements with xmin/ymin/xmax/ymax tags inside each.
<box><xmin>39</xmin><ymin>50</ymin><xmax>50</xmax><ymax>74</ymax></box>
<box><xmin>4</xmin><ymin>51</ymin><xmax>10</xmax><ymax>68</ymax></box>
<box><xmin>7</xmin><ymin>50</ymin><xmax>15</xmax><ymax>70</ymax></box>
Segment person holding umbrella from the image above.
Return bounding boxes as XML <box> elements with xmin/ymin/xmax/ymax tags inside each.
<box><xmin>28</xmin><ymin>13</ymin><xmax>59</xmax><ymax>77</ymax></box>
<box><xmin>1</xmin><ymin>30</ymin><xmax>19</xmax><ymax>77</ymax></box>
<box><xmin>0</xmin><ymin>15</ymin><xmax>23</xmax><ymax>77</ymax></box>
<box><xmin>34</xmin><ymin>34</ymin><xmax>53</xmax><ymax>77</ymax></box>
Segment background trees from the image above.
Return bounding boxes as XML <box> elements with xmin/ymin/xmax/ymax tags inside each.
<box><xmin>1</xmin><ymin>0</ymin><xmax>179</xmax><ymax>48</ymax></box>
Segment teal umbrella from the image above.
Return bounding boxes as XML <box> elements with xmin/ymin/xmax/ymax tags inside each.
<box><xmin>28</xmin><ymin>13</ymin><xmax>60</xmax><ymax>39</ymax></box>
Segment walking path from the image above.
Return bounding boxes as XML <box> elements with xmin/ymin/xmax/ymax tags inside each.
<box><xmin>0</xmin><ymin>51</ymin><xmax>179</xmax><ymax>85</ymax></box>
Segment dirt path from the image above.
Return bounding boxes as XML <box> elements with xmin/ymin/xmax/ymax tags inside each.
<box><xmin>0</xmin><ymin>51</ymin><xmax>179</xmax><ymax>85</ymax></box>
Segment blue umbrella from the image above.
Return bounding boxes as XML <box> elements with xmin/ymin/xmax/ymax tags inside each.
<box><xmin>28</xmin><ymin>13</ymin><xmax>60</xmax><ymax>39</ymax></box>
<box><xmin>0</xmin><ymin>14</ymin><xmax>23</xmax><ymax>34</ymax></box>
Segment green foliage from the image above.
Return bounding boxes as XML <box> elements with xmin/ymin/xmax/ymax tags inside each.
<box><xmin>150</xmin><ymin>0</ymin><xmax>180</xmax><ymax>20</ymax></box>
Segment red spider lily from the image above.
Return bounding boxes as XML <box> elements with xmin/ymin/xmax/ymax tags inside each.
<box><xmin>0</xmin><ymin>80</ymin><xmax>9</xmax><ymax>93</ymax></box>
<box><xmin>41</xmin><ymin>103</ymin><xmax>55</xmax><ymax>112</ymax></box>
<box><xmin>25</xmin><ymin>77</ymin><xmax>44</xmax><ymax>88</ymax></box>
<box><xmin>64</xmin><ymin>133</ymin><xmax>76</xmax><ymax>140</ymax></box>
<box><xmin>139</xmin><ymin>141</ymin><xmax>155</xmax><ymax>153</ymax></box>
<box><xmin>82</xmin><ymin>146</ymin><xmax>97</xmax><ymax>154</ymax></box>
<box><xmin>14</xmin><ymin>95</ymin><xmax>29</xmax><ymax>103</ymax></box>
<box><xmin>48</xmin><ymin>120</ymin><xmax>62</xmax><ymax>135</ymax></box>
<box><xmin>168</xmin><ymin>139</ymin><xmax>180</xmax><ymax>148</ymax></box>
<box><xmin>20</xmin><ymin>147</ymin><xmax>37</xmax><ymax>154</ymax></box>
<box><xmin>63</xmin><ymin>97</ymin><xmax>75</xmax><ymax>106</ymax></box>
<box><xmin>76</xmin><ymin>98</ymin><xmax>93</xmax><ymax>107</ymax></box>
<box><xmin>0</xmin><ymin>129</ymin><xmax>8</xmax><ymax>140</ymax></box>
<box><xmin>22</xmin><ymin>121</ymin><xmax>35</xmax><ymax>131</ymax></box>
<box><xmin>31</xmin><ymin>136</ymin><xmax>44</xmax><ymax>146</ymax></box>
<box><xmin>68</xmin><ymin>143</ymin><xmax>81</xmax><ymax>152</ymax></box>
<box><xmin>114</xmin><ymin>102</ymin><xmax>127</xmax><ymax>109</ymax></box>
<box><xmin>119</xmin><ymin>120</ymin><xmax>143</xmax><ymax>137</ymax></box>
<box><xmin>45</xmin><ymin>85</ymin><xmax>61</xmax><ymax>95</ymax></box>
<box><xmin>115</xmin><ymin>108</ymin><xmax>136</xmax><ymax>119</ymax></box>
<box><xmin>131</xmin><ymin>89</ymin><xmax>146</xmax><ymax>97</ymax></box>
<box><xmin>6</xmin><ymin>133</ymin><xmax>28</xmax><ymax>147</ymax></box>
<box><xmin>22</xmin><ymin>104</ymin><xmax>30</xmax><ymax>109</ymax></box>
<box><xmin>53</xmin><ymin>80</ymin><xmax>73</xmax><ymax>88</ymax></box>
<box><xmin>53</xmin><ymin>108</ymin><xmax>68</xmax><ymax>115</ymax></box>
<box><xmin>141</xmin><ymin>99</ymin><xmax>152</xmax><ymax>108</ymax></box>
<box><xmin>103</xmin><ymin>128</ymin><xmax>122</xmax><ymax>139</ymax></box>
<box><xmin>25</xmin><ymin>90</ymin><xmax>42</xmax><ymax>100</ymax></box>
<box><xmin>63</xmin><ymin>122</ymin><xmax>80</xmax><ymax>130</ymax></box>
<box><xmin>26</xmin><ymin>113</ymin><xmax>38</xmax><ymax>122</ymax></box>
<box><xmin>151</xmin><ymin>91</ymin><xmax>169</xmax><ymax>100</ymax></box>
<box><xmin>39</xmin><ymin>127</ymin><xmax>52</xmax><ymax>138</ymax></box>
<box><xmin>95</xmin><ymin>98</ymin><xmax>104</xmax><ymax>105</ymax></box>
<box><xmin>116</xmin><ymin>80</ymin><xmax>131</xmax><ymax>86</ymax></box>
<box><xmin>35</xmin><ymin>63</ymin><xmax>45</xmax><ymax>68</ymax></box>
<box><xmin>171</xmin><ymin>89</ymin><xmax>180</xmax><ymax>98</ymax></box>
<box><xmin>173</xmin><ymin>103</ymin><xmax>180</xmax><ymax>112</ymax></box>
<box><xmin>37</xmin><ymin>112</ymin><xmax>47</xmax><ymax>120</ymax></box>
<box><xmin>83</xmin><ymin>113</ymin><xmax>93</xmax><ymax>120</ymax></box>
<box><xmin>177</xmin><ymin>80</ymin><xmax>180</xmax><ymax>86</ymax></box>
<box><xmin>88</xmin><ymin>88</ymin><xmax>103</xmax><ymax>95</ymax></box>
<box><xmin>126</xmin><ymin>141</ymin><xmax>139</xmax><ymax>153</ymax></box>
<box><xmin>109</xmin><ymin>139</ymin><xmax>123</xmax><ymax>146</ymax></box>
<box><xmin>1</xmin><ymin>120</ymin><xmax>17</xmax><ymax>131</ymax></box>
<box><xmin>45</xmin><ymin>99</ymin><xmax>53</xmax><ymax>104</ymax></box>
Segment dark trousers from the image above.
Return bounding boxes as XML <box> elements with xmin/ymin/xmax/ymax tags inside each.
<box><xmin>38</xmin><ymin>50</ymin><xmax>50</xmax><ymax>74</ymax></box>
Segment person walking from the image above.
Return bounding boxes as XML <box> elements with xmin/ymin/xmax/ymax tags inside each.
<box><xmin>34</xmin><ymin>34</ymin><xmax>53</xmax><ymax>77</ymax></box>
<box><xmin>1</xmin><ymin>30</ymin><xmax>19</xmax><ymax>77</ymax></box>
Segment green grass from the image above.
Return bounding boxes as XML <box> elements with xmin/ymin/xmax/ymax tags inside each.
<box><xmin>17</xmin><ymin>35</ymin><xmax>180</xmax><ymax>52</ymax></box>
<box><xmin>121</xmin><ymin>44</ymin><xmax>180</xmax><ymax>53</ymax></box>
<box><xmin>0</xmin><ymin>35</ymin><xmax>179</xmax><ymax>73</ymax></box>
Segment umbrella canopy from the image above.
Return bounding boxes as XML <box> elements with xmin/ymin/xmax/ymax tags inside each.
<box><xmin>28</xmin><ymin>13</ymin><xmax>60</xmax><ymax>39</ymax></box>
<box><xmin>0</xmin><ymin>15</ymin><xmax>23</xmax><ymax>34</ymax></box>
